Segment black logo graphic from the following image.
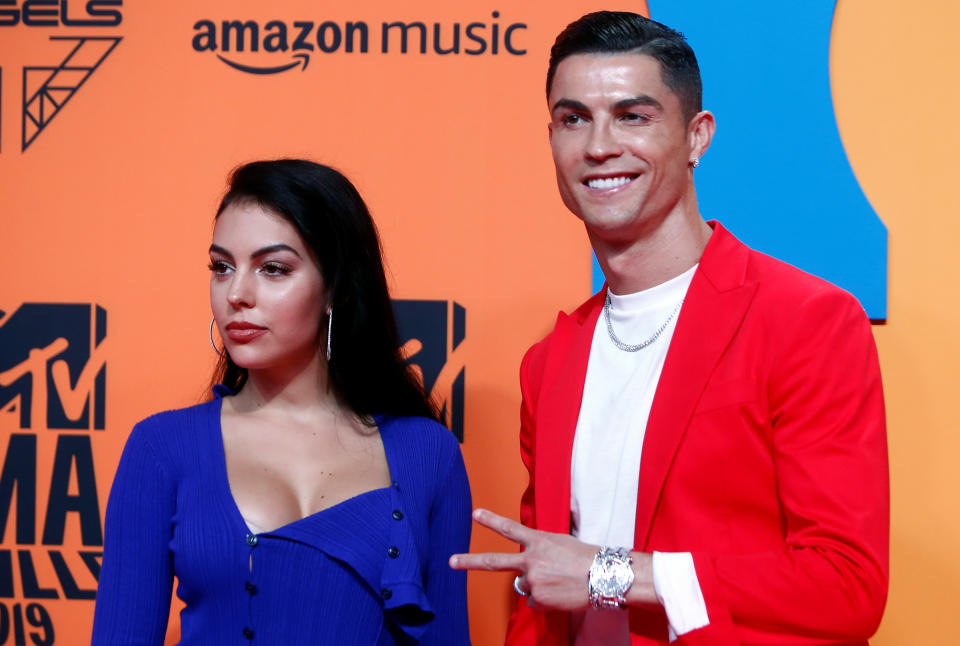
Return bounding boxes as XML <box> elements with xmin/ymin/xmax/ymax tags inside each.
<box><xmin>217</xmin><ymin>51</ymin><xmax>308</xmax><ymax>75</ymax></box>
<box><xmin>0</xmin><ymin>1</ymin><xmax>123</xmax><ymax>152</ymax></box>
<box><xmin>0</xmin><ymin>303</ymin><xmax>106</xmax><ymax>629</ymax></box>
<box><xmin>22</xmin><ymin>36</ymin><xmax>121</xmax><ymax>151</ymax></box>
<box><xmin>193</xmin><ymin>11</ymin><xmax>527</xmax><ymax>75</ymax></box>
<box><xmin>393</xmin><ymin>300</ymin><xmax>466</xmax><ymax>442</ymax></box>
<box><xmin>0</xmin><ymin>304</ymin><xmax>107</xmax><ymax>430</ymax></box>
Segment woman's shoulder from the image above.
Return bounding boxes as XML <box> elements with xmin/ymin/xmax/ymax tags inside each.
<box><xmin>134</xmin><ymin>385</ymin><xmax>229</xmax><ymax>432</ymax></box>
<box><xmin>123</xmin><ymin>398</ymin><xmax>220</xmax><ymax>467</ymax></box>
<box><xmin>133</xmin><ymin>397</ymin><xmax>219</xmax><ymax>434</ymax></box>
<box><xmin>377</xmin><ymin>415</ymin><xmax>464</xmax><ymax>477</ymax></box>
<box><xmin>378</xmin><ymin>414</ymin><xmax>459</xmax><ymax>449</ymax></box>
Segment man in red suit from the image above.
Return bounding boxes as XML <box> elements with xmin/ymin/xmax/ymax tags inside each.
<box><xmin>450</xmin><ymin>11</ymin><xmax>888</xmax><ymax>645</ymax></box>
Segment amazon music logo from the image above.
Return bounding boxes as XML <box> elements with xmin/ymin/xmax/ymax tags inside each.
<box><xmin>192</xmin><ymin>11</ymin><xmax>526</xmax><ymax>75</ymax></box>
<box><xmin>0</xmin><ymin>1</ymin><xmax>123</xmax><ymax>153</ymax></box>
<box><xmin>393</xmin><ymin>300</ymin><xmax>466</xmax><ymax>442</ymax></box>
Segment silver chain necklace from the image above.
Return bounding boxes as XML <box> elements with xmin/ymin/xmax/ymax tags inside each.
<box><xmin>603</xmin><ymin>293</ymin><xmax>683</xmax><ymax>352</ymax></box>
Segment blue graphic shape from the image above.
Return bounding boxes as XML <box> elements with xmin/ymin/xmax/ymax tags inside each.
<box><xmin>590</xmin><ymin>2</ymin><xmax>887</xmax><ymax>320</ymax></box>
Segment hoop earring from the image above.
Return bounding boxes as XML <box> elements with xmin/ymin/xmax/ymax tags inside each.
<box><xmin>209</xmin><ymin>317</ymin><xmax>226</xmax><ymax>358</ymax></box>
<box><xmin>326</xmin><ymin>308</ymin><xmax>333</xmax><ymax>361</ymax></box>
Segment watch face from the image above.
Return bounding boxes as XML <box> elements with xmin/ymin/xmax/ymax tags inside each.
<box><xmin>596</xmin><ymin>578</ymin><xmax>620</xmax><ymax>595</ymax></box>
<box><xmin>589</xmin><ymin>548</ymin><xmax>634</xmax><ymax>608</ymax></box>
<box><xmin>596</xmin><ymin>555</ymin><xmax>634</xmax><ymax>594</ymax></box>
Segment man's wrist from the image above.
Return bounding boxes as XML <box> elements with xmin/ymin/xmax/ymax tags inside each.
<box><xmin>623</xmin><ymin>552</ymin><xmax>659</xmax><ymax>606</ymax></box>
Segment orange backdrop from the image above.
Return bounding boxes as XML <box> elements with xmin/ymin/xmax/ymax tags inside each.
<box><xmin>0</xmin><ymin>1</ymin><xmax>956</xmax><ymax>644</ymax></box>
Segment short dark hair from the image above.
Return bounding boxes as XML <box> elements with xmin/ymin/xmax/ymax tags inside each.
<box><xmin>547</xmin><ymin>11</ymin><xmax>702</xmax><ymax>122</ymax></box>
<box><xmin>210</xmin><ymin>159</ymin><xmax>439</xmax><ymax>424</ymax></box>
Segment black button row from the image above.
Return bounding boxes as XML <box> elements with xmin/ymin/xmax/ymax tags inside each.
<box><xmin>242</xmin><ymin>626</ymin><xmax>254</xmax><ymax>639</ymax></box>
<box><xmin>245</xmin><ymin>581</ymin><xmax>257</xmax><ymax>596</ymax></box>
<box><xmin>387</xmin><ymin>546</ymin><xmax>399</xmax><ymax>558</ymax></box>
<box><xmin>381</xmin><ymin>588</ymin><xmax>392</xmax><ymax>600</ymax></box>
<box><xmin>245</xmin><ymin>534</ymin><xmax>258</xmax><ymax>547</ymax></box>
<box><xmin>392</xmin><ymin>509</ymin><xmax>404</xmax><ymax>521</ymax></box>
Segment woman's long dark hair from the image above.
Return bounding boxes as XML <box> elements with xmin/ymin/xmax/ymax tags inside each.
<box><xmin>208</xmin><ymin>159</ymin><xmax>440</xmax><ymax>423</ymax></box>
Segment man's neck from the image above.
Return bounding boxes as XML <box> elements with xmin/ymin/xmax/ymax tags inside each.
<box><xmin>590</xmin><ymin>214</ymin><xmax>713</xmax><ymax>295</ymax></box>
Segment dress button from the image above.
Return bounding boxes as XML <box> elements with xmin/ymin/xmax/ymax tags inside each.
<box><xmin>391</xmin><ymin>510</ymin><xmax>403</xmax><ymax>521</ymax></box>
<box><xmin>245</xmin><ymin>534</ymin><xmax>258</xmax><ymax>547</ymax></box>
<box><xmin>387</xmin><ymin>546</ymin><xmax>399</xmax><ymax>558</ymax></box>
<box><xmin>242</xmin><ymin>627</ymin><xmax>254</xmax><ymax>639</ymax></box>
<box><xmin>245</xmin><ymin>581</ymin><xmax>257</xmax><ymax>595</ymax></box>
<box><xmin>381</xmin><ymin>588</ymin><xmax>393</xmax><ymax>600</ymax></box>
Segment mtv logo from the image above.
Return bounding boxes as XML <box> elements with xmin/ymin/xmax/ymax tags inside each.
<box><xmin>392</xmin><ymin>300</ymin><xmax>465</xmax><ymax>442</ymax></box>
<box><xmin>0</xmin><ymin>304</ymin><xmax>106</xmax><ymax>430</ymax></box>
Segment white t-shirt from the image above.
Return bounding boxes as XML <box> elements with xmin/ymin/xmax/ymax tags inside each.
<box><xmin>570</xmin><ymin>265</ymin><xmax>708</xmax><ymax>644</ymax></box>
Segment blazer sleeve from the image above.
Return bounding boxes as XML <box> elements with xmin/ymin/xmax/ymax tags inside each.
<box><xmin>504</xmin><ymin>342</ymin><xmax>546</xmax><ymax>646</ymax></box>
<box><xmin>91</xmin><ymin>420</ymin><xmax>175</xmax><ymax>646</ymax></box>
<box><xmin>422</xmin><ymin>437</ymin><xmax>474</xmax><ymax>645</ymax></box>
<box><xmin>683</xmin><ymin>288</ymin><xmax>889</xmax><ymax>644</ymax></box>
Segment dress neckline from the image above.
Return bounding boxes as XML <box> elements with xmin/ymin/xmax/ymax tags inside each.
<box><xmin>209</xmin><ymin>388</ymin><xmax>395</xmax><ymax>536</ymax></box>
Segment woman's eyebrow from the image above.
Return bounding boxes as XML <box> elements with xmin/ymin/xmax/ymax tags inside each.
<box><xmin>208</xmin><ymin>244</ymin><xmax>232</xmax><ymax>259</ymax></box>
<box><xmin>208</xmin><ymin>243</ymin><xmax>302</xmax><ymax>260</ymax></box>
<box><xmin>250</xmin><ymin>244</ymin><xmax>302</xmax><ymax>260</ymax></box>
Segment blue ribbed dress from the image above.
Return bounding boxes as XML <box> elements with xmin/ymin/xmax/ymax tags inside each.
<box><xmin>91</xmin><ymin>387</ymin><xmax>472</xmax><ymax>645</ymax></box>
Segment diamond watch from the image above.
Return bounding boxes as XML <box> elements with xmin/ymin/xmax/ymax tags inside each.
<box><xmin>587</xmin><ymin>546</ymin><xmax>635</xmax><ymax>609</ymax></box>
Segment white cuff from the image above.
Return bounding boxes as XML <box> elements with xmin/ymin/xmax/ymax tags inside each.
<box><xmin>652</xmin><ymin>551</ymin><xmax>709</xmax><ymax>641</ymax></box>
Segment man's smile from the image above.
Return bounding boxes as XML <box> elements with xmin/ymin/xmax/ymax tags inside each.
<box><xmin>584</xmin><ymin>174</ymin><xmax>639</xmax><ymax>190</ymax></box>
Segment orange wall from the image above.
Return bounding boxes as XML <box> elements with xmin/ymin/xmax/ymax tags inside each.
<box><xmin>0</xmin><ymin>1</ymin><xmax>955</xmax><ymax>643</ymax></box>
<box><xmin>832</xmin><ymin>1</ymin><xmax>960</xmax><ymax>642</ymax></box>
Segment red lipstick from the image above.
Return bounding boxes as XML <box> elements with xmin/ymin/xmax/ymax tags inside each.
<box><xmin>224</xmin><ymin>321</ymin><xmax>267</xmax><ymax>343</ymax></box>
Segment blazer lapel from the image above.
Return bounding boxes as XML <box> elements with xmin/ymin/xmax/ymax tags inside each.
<box><xmin>634</xmin><ymin>223</ymin><xmax>758</xmax><ymax>548</ymax></box>
<box><xmin>533</xmin><ymin>292</ymin><xmax>604</xmax><ymax>534</ymax></box>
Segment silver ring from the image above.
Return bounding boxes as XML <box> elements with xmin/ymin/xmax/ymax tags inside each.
<box><xmin>513</xmin><ymin>575</ymin><xmax>529</xmax><ymax>597</ymax></box>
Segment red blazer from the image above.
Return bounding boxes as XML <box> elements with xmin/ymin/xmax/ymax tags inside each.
<box><xmin>505</xmin><ymin>223</ymin><xmax>888</xmax><ymax>646</ymax></box>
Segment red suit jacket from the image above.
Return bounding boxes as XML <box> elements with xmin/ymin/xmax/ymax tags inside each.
<box><xmin>505</xmin><ymin>223</ymin><xmax>888</xmax><ymax>645</ymax></box>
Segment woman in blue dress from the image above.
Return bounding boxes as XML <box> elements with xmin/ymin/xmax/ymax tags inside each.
<box><xmin>92</xmin><ymin>160</ymin><xmax>472</xmax><ymax>645</ymax></box>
